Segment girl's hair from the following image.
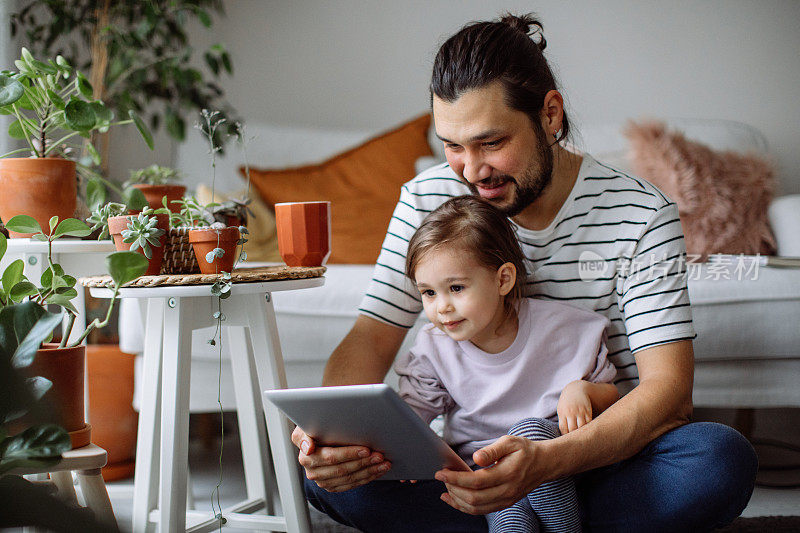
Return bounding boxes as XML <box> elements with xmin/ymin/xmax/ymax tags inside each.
<box><xmin>430</xmin><ymin>12</ymin><xmax>570</xmax><ymax>145</ymax></box>
<box><xmin>406</xmin><ymin>196</ymin><xmax>528</xmax><ymax>320</ymax></box>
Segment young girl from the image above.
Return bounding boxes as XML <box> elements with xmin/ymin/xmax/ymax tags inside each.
<box><xmin>395</xmin><ymin>195</ymin><xmax>620</xmax><ymax>533</ymax></box>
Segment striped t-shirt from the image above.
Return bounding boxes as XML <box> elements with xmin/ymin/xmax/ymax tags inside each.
<box><xmin>359</xmin><ymin>154</ymin><xmax>696</xmax><ymax>395</ymax></box>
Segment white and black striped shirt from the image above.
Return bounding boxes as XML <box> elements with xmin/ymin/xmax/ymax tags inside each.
<box><xmin>360</xmin><ymin>154</ymin><xmax>695</xmax><ymax>394</ymax></box>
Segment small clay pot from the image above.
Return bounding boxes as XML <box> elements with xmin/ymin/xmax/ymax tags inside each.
<box><xmin>0</xmin><ymin>158</ymin><xmax>77</xmax><ymax>238</ymax></box>
<box><xmin>188</xmin><ymin>226</ymin><xmax>240</xmax><ymax>274</ymax></box>
<box><xmin>14</xmin><ymin>343</ymin><xmax>90</xmax><ymax>449</ymax></box>
<box><xmin>131</xmin><ymin>184</ymin><xmax>186</xmax><ymax>214</ymax></box>
<box><xmin>107</xmin><ymin>213</ymin><xmax>170</xmax><ymax>276</ymax></box>
<box><xmin>275</xmin><ymin>201</ymin><xmax>331</xmax><ymax>267</ymax></box>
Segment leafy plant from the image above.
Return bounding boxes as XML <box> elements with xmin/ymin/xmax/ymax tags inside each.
<box><xmin>0</xmin><ymin>48</ymin><xmax>152</xmax><ymax>160</ymax></box>
<box><xmin>120</xmin><ymin>209</ymin><xmax>166</xmax><ymax>260</ymax></box>
<box><xmin>86</xmin><ymin>202</ymin><xmax>126</xmax><ymax>239</ymax></box>
<box><xmin>124</xmin><ymin>164</ymin><xmax>183</xmax><ymax>187</ymax></box>
<box><xmin>10</xmin><ymin>0</ymin><xmax>238</xmax><ymax>147</ymax></box>
<box><xmin>1</xmin><ymin>216</ymin><xmax>149</xmax><ymax>347</ymax></box>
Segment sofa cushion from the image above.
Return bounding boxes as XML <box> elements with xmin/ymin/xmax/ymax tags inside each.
<box><xmin>625</xmin><ymin>120</ymin><xmax>776</xmax><ymax>259</ymax></box>
<box><xmin>244</xmin><ymin>114</ymin><xmax>433</xmax><ymax>264</ymax></box>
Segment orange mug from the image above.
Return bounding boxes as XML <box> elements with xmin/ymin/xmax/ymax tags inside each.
<box><xmin>275</xmin><ymin>201</ymin><xmax>331</xmax><ymax>267</ymax></box>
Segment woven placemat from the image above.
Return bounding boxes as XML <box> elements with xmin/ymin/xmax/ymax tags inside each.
<box><xmin>79</xmin><ymin>265</ymin><xmax>326</xmax><ymax>288</ymax></box>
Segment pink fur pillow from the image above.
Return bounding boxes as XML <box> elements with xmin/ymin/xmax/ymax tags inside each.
<box><xmin>624</xmin><ymin>121</ymin><xmax>776</xmax><ymax>259</ymax></box>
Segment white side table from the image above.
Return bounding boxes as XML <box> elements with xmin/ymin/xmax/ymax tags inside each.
<box><xmin>89</xmin><ymin>277</ymin><xmax>323</xmax><ymax>533</ymax></box>
<box><xmin>1</xmin><ymin>239</ymin><xmax>116</xmax><ymax>344</ymax></box>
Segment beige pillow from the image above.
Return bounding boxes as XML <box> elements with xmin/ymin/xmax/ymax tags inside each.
<box><xmin>196</xmin><ymin>184</ymin><xmax>282</xmax><ymax>262</ymax></box>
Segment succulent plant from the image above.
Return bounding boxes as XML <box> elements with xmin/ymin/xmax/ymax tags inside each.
<box><xmin>120</xmin><ymin>209</ymin><xmax>165</xmax><ymax>259</ymax></box>
<box><xmin>86</xmin><ymin>202</ymin><xmax>126</xmax><ymax>239</ymax></box>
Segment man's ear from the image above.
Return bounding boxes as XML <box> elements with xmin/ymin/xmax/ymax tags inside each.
<box><xmin>540</xmin><ymin>89</ymin><xmax>564</xmax><ymax>138</ymax></box>
<box><xmin>497</xmin><ymin>263</ymin><xmax>516</xmax><ymax>296</ymax></box>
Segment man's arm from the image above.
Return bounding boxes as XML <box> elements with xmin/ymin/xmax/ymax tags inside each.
<box><xmin>436</xmin><ymin>340</ymin><xmax>694</xmax><ymax>515</ymax></box>
<box><xmin>322</xmin><ymin>314</ymin><xmax>408</xmax><ymax>385</ymax></box>
<box><xmin>293</xmin><ymin>315</ymin><xmax>409</xmax><ymax>492</ymax></box>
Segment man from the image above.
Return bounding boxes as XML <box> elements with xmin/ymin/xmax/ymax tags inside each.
<box><xmin>293</xmin><ymin>13</ymin><xmax>757</xmax><ymax>532</ymax></box>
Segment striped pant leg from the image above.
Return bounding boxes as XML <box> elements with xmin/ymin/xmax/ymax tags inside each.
<box><xmin>508</xmin><ymin>418</ymin><xmax>581</xmax><ymax>533</ymax></box>
<box><xmin>486</xmin><ymin>497</ymin><xmax>539</xmax><ymax>533</ymax></box>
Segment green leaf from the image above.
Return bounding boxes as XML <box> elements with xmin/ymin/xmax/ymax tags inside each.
<box><xmin>76</xmin><ymin>71</ymin><xmax>93</xmax><ymax>99</ymax></box>
<box><xmin>197</xmin><ymin>9</ymin><xmax>212</xmax><ymax>27</ymax></box>
<box><xmin>8</xmin><ymin>119</ymin><xmax>26</xmax><ymax>139</ymax></box>
<box><xmin>48</xmin><ymin>216</ymin><xmax>58</xmax><ymax>233</ymax></box>
<box><xmin>4</xmin><ymin>215</ymin><xmax>42</xmax><ymax>235</ymax></box>
<box><xmin>106</xmin><ymin>251</ymin><xmax>148</xmax><ymax>287</ymax></box>
<box><xmin>53</xmin><ymin>218</ymin><xmax>91</xmax><ymax>238</ymax></box>
<box><xmin>0</xmin><ymin>424</ymin><xmax>70</xmax><ymax>476</ymax></box>
<box><xmin>90</xmin><ymin>101</ymin><xmax>113</xmax><ymax>124</ymax></box>
<box><xmin>9</xmin><ymin>281</ymin><xmax>37</xmax><ymax>302</ymax></box>
<box><xmin>2</xmin><ymin>259</ymin><xmax>25</xmax><ymax>293</ymax></box>
<box><xmin>165</xmin><ymin>108</ymin><xmax>185</xmax><ymax>141</ymax></box>
<box><xmin>0</xmin><ymin>301</ymin><xmax>62</xmax><ymax>368</ymax></box>
<box><xmin>46</xmin><ymin>89</ymin><xmax>65</xmax><ymax>110</ymax></box>
<box><xmin>0</xmin><ymin>74</ymin><xmax>25</xmax><ymax>106</ymax></box>
<box><xmin>30</xmin><ymin>59</ymin><xmax>57</xmax><ymax>76</ymax></box>
<box><xmin>221</xmin><ymin>52</ymin><xmax>233</xmax><ymax>75</ymax></box>
<box><xmin>86</xmin><ymin>178</ymin><xmax>107</xmax><ymax>212</ymax></box>
<box><xmin>26</xmin><ymin>376</ymin><xmax>52</xmax><ymax>403</ymax></box>
<box><xmin>0</xmin><ymin>233</ymin><xmax>6</xmax><ymax>263</ymax></box>
<box><xmin>122</xmin><ymin>186</ymin><xmax>148</xmax><ymax>212</ymax></box>
<box><xmin>86</xmin><ymin>142</ymin><xmax>101</xmax><ymax>166</ymax></box>
<box><xmin>64</xmin><ymin>99</ymin><xmax>95</xmax><ymax>132</ymax></box>
<box><xmin>204</xmin><ymin>52</ymin><xmax>220</xmax><ymax>76</ymax></box>
<box><xmin>129</xmin><ymin>110</ymin><xmax>154</xmax><ymax>150</ymax></box>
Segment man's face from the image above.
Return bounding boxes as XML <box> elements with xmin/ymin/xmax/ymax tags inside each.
<box><xmin>432</xmin><ymin>81</ymin><xmax>553</xmax><ymax>216</ymax></box>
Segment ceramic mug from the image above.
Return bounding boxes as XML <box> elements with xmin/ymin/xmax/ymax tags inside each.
<box><xmin>275</xmin><ymin>201</ymin><xmax>331</xmax><ymax>267</ymax></box>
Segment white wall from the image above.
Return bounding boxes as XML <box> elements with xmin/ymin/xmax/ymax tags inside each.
<box><xmin>162</xmin><ymin>0</ymin><xmax>800</xmax><ymax>194</ymax></box>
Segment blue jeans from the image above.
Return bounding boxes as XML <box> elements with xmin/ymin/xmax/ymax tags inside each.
<box><xmin>304</xmin><ymin>422</ymin><xmax>757</xmax><ymax>532</ymax></box>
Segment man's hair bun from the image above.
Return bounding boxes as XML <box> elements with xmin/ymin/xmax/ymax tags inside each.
<box><xmin>499</xmin><ymin>12</ymin><xmax>546</xmax><ymax>51</ymax></box>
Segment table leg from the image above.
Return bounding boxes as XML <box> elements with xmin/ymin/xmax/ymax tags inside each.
<box><xmin>133</xmin><ymin>298</ymin><xmax>165</xmax><ymax>533</ymax></box>
<box><xmin>159</xmin><ymin>297</ymin><xmax>194</xmax><ymax>533</ymax></box>
<box><xmin>245</xmin><ymin>293</ymin><xmax>311</xmax><ymax>533</ymax></box>
<box><xmin>227</xmin><ymin>326</ymin><xmax>277</xmax><ymax>513</ymax></box>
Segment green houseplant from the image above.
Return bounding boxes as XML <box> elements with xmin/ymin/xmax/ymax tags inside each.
<box><xmin>11</xmin><ymin>0</ymin><xmax>238</xmax><ymax>172</ymax></box>
<box><xmin>1</xmin><ymin>215</ymin><xmax>148</xmax><ymax>450</ymax></box>
<box><xmin>0</xmin><ymin>48</ymin><xmax>152</xmax><ymax>238</ymax></box>
<box><xmin>123</xmin><ymin>164</ymin><xmax>186</xmax><ymax>214</ymax></box>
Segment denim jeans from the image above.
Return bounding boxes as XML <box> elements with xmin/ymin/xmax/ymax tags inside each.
<box><xmin>304</xmin><ymin>422</ymin><xmax>758</xmax><ymax>533</ymax></box>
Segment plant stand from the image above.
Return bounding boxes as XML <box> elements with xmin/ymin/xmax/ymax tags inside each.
<box><xmin>82</xmin><ymin>267</ymin><xmax>324</xmax><ymax>532</ymax></box>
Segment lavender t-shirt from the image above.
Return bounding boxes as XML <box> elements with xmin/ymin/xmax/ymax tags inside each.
<box><xmin>395</xmin><ymin>298</ymin><xmax>616</xmax><ymax>463</ymax></box>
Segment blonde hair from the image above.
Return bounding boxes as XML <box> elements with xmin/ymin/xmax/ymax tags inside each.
<box><xmin>406</xmin><ymin>196</ymin><xmax>528</xmax><ymax>322</ymax></box>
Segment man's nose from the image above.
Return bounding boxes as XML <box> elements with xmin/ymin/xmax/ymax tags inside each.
<box><xmin>462</xmin><ymin>153</ymin><xmax>491</xmax><ymax>183</ymax></box>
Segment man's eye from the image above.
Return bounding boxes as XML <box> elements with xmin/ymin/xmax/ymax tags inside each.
<box><xmin>483</xmin><ymin>140</ymin><xmax>501</xmax><ymax>148</ymax></box>
<box><xmin>445</xmin><ymin>143</ymin><xmax>461</xmax><ymax>151</ymax></box>
<box><xmin>450</xmin><ymin>285</ymin><xmax>463</xmax><ymax>293</ymax></box>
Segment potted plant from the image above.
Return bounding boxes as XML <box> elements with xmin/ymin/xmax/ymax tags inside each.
<box><xmin>0</xmin><ymin>48</ymin><xmax>152</xmax><ymax>238</ymax></box>
<box><xmin>89</xmin><ymin>206</ymin><xmax>169</xmax><ymax>276</ymax></box>
<box><xmin>124</xmin><ymin>165</ymin><xmax>186</xmax><ymax>214</ymax></box>
<box><xmin>1</xmin><ymin>215</ymin><xmax>148</xmax><ymax>449</ymax></box>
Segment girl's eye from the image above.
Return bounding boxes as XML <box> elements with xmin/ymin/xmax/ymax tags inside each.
<box><xmin>450</xmin><ymin>285</ymin><xmax>463</xmax><ymax>293</ymax></box>
<box><xmin>421</xmin><ymin>289</ymin><xmax>435</xmax><ymax>298</ymax></box>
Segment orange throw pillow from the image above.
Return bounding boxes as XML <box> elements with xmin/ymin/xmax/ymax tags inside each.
<box><xmin>242</xmin><ymin>114</ymin><xmax>433</xmax><ymax>264</ymax></box>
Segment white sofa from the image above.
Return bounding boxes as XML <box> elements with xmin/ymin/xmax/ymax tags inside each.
<box><xmin>122</xmin><ymin>117</ymin><xmax>800</xmax><ymax>412</ymax></box>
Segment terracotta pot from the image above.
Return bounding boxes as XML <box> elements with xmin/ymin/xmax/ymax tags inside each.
<box><xmin>15</xmin><ymin>343</ymin><xmax>89</xmax><ymax>449</ymax></box>
<box><xmin>188</xmin><ymin>227</ymin><xmax>240</xmax><ymax>274</ymax></box>
<box><xmin>275</xmin><ymin>201</ymin><xmax>331</xmax><ymax>267</ymax></box>
<box><xmin>87</xmin><ymin>345</ymin><xmax>137</xmax><ymax>481</ymax></box>
<box><xmin>107</xmin><ymin>213</ymin><xmax>170</xmax><ymax>276</ymax></box>
<box><xmin>0</xmin><ymin>158</ymin><xmax>77</xmax><ymax>238</ymax></box>
<box><xmin>132</xmin><ymin>184</ymin><xmax>186</xmax><ymax>214</ymax></box>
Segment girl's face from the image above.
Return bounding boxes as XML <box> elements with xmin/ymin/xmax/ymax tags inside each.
<box><xmin>414</xmin><ymin>247</ymin><xmax>517</xmax><ymax>353</ymax></box>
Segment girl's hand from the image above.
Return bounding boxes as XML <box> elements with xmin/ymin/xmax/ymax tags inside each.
<box><xmin>557</xmin><ymin>380</ymin><xmax>593</xmax><ymax>434</ymax></box>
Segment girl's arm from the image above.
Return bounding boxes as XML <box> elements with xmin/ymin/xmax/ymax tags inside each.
<box><xmin>557</xmin><ymin>380</ymin><xmax>619</xmax><ymax>434</ymax></box>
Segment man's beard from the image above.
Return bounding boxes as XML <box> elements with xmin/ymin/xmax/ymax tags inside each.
<box><xmin>465</xmin><ymin>123</ymin><xmax>554</xmax><ymax>217</ymax></box>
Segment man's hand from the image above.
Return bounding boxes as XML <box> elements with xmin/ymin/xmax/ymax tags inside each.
<box><xmin>557</xmin><ymin>380</ymin><xmax>593</xmax><ymax>434</ymax></box>
<box><xmin>434</xmin><ymin>435</ymin><xmax>548</xmax><ymax>515</ymax></box>
<box><xmin>292</xmin><ymin>426</ymin><xmax>392</xmax><ymax>492</ymax></box>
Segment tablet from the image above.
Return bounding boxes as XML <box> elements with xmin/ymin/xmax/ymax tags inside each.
<box><xmin>264</xmin><ymin>384</ymin><xmax>471</xmax><ymax>480</ymax></box>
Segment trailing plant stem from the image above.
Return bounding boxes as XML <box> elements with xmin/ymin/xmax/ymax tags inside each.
<box><xmin>59</xmin><ymin>312</ymin><xmax>76</xmax><ymax>348</ymax></box>
<box><xmin>67</xmin><ymin>286</ymin><xmax>119</xmax><ymax>348</ymax></box>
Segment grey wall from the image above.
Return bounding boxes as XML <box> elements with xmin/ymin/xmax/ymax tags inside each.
<box><xmin>159</xmin><ymin>0</ymin><xmax>800</xmax><ymax>193</ymax></box>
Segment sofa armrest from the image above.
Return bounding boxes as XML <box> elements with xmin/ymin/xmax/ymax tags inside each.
<box><xmin>768</xmin><ymin>195</ymin><xmax>800</xmax><ymax>256</ymax></box>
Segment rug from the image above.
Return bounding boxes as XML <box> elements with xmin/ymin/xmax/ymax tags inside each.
<box><xmin>717</xmin><ymin>515</ymin><xmax>800</xmax><ymax>532</ymax></box>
